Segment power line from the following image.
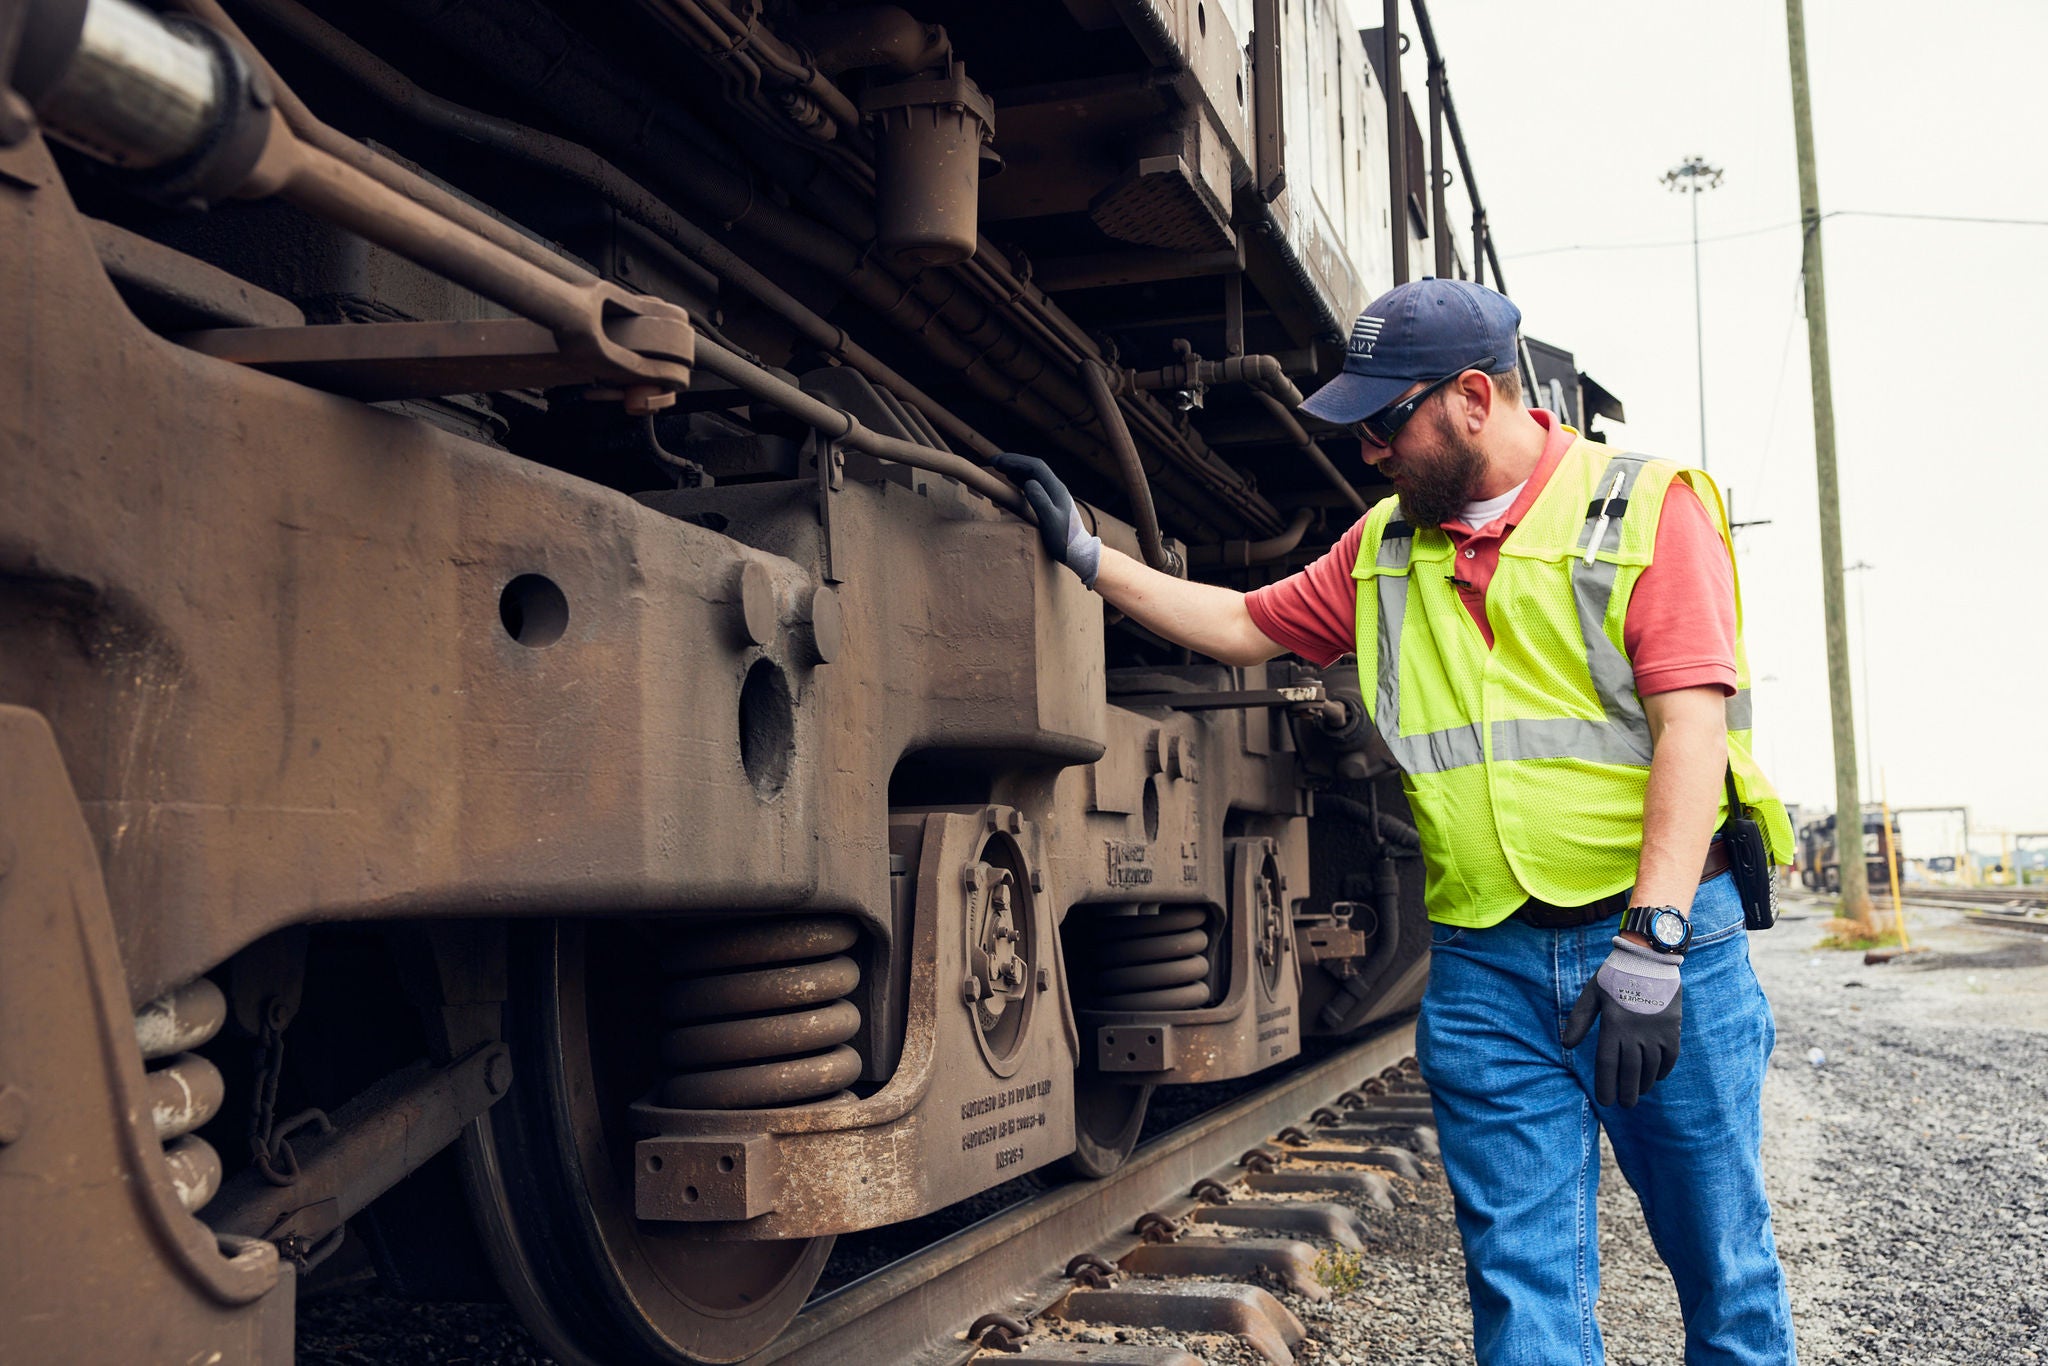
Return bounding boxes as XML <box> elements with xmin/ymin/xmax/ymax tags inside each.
<box><xmin>1501</xmin><ymin>207</ymin><xmax>2048</xmax><ymax>260</ymax></box>
<box><xmin>1740</xmin><ymin>270</ymin><xmax>1810</xmax><ymax>509</ymax></box>
<box><xmin>1836</xmin><ymin>208</ymin><xmax>2048</xmax><ymax>228</ymax></box>
<box><xmin>1504</xmin><ymin>220</ymin><xmax>1795</xmax><ymax>259</ymax></box>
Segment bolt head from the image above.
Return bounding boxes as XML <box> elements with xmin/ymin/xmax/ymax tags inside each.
<box><xmin>962</xmin><ymin>976</ymin><xmax>984</xmax><ymax>1003</ymax></box>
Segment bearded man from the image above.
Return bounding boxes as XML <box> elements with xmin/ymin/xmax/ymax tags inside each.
<box><xmin>995</xmin><ymin>278</ymin><xmax>1799</xmax><ymax>1365</ymax></box>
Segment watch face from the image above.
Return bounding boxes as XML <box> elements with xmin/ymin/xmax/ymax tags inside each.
<box><xmin>1651</xmin><ymin>909</ymin><xmax>1688</xmax><ymax>949</ymax></box>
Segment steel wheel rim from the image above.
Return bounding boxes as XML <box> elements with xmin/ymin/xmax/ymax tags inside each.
<box><xmin>473</xmin><ymin>920</ymin><xmax>832</xmax><ymax>1364</ymax></box>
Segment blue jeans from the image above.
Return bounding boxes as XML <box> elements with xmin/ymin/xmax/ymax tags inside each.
<box><xmin>1415</xmin><ymin>872</ymin><xmax>1796</xmax><ymax>1366</ymax></box>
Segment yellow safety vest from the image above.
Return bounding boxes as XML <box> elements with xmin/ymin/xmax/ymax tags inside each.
<box><xmin>1350</xmin><ymin>435</ymin><xmax>1793</xmax><ymax>927</ymax></box>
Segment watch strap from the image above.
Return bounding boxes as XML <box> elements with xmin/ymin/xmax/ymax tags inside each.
<box><xmin>1621</xmin><ymin>904</ymin><xmax>1691</xmax><ymax>953</ymax></box>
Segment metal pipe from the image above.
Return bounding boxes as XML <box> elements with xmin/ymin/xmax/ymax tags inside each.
<box><xmin>37</xmin><ymin>0</ymin><xmax>695</xmax><ymax>396</ymax></box>
<box><xmin>1409</xmin><ymin>0</ymin><xmax>1505</xmax><ymax>295</ymax></box>
<box><xmin>1186</xmin><ymin>508</ymin><xmax>1314</xmax><ymax>568</ymax></box>
<box><xmin>659</xmin><ymin>0</ymin><xmax>865</xmax><ymax>136</ymax></box>
<box><xmin>239</xmin><ymin>125</ymin><xmax>695</xmax><ymax>394</ymax></box>
<box><xmin>234</xmin><ymin>0</ymin><xmax>1001</xmax><ymax>461</ymax></box>
<box><xmin>1131</xmin><ymin>353</ymin><xmax>1306</xmax><ymax>409</ymax></box>
<box><xmin>1428</xmin><ymin>57</ymin><xmax>1451</xmax><ymax>280</ymax></box>
<box><xmin>33</xmin><ymin>0</ymin><xmax>223</xmax><ymax>169</ymax></box>
<box><xmin>210</xmin><ymin>1046</ymin><xmax>513</xmax><ymax>1247</ymax></box>
<box><xmin>379</xmin><ymin>0</ymin><xmax>1277</xmax><ymax>536</ymax></box>
<box><xmin>1253</xmin><ymin>391</ymin><xmax>1369</xmax><ymax>515</ymax></box>
<box><xmin>1081</xmin><ymin>360</ymin><xmax>1172</xmax><ymax>573</ymax></box>
<box><xmin>1382</xmin><ymin>0</ymin><xmax>1407</xmax><ymax>286</ymax></box>
<box><xmin>692</xmin><ymin>339</ymin><xmax>1028</xmax><ymax>517</ymax></box>
<box><xmin>1129</xmin><ymin>355</ymin><xmax>1364</xmax><ymax>514</ymax></box>
<box><xmin>172</xmin><ymin>0</ymin><xmax>602</xmax><ymax>293</ymax></box>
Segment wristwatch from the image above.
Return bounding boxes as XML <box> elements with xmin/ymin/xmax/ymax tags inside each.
<box><xmin>1620</xmin><ymin>905</ymin><xmax>1692</xmax><ymax>955</ymax></box>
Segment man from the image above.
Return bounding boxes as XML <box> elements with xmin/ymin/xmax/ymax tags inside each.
<box><xmin>996</xmin><ymin>279</ymin><xmax>1798</xmax><ymax>1365</ymax></box>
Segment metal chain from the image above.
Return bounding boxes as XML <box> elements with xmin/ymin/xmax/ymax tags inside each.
<box><xmin>247</xmin><ymin>999</ymin><xmax>299</xmax><ymax>1186</ymax></box>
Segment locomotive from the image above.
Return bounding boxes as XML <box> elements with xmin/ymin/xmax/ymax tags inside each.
<box><xmin>0</xmin><ymin>0</ymin><xmax>1604</xmax><ymax>1359</ymax></box>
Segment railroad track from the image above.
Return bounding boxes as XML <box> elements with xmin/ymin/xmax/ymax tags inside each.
<box><xmin>1784</xmin><ymin>885</ymin><xmax>2048</xmax><ymax>936</ymax></box>
<box><xmin>759</xmin><ymin>1022</ymin><xmax>1425</xmax><ymax>1366</ymax></box>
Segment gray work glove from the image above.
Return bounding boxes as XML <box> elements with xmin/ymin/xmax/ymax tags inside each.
<box><xmin>1561</xmin><ymin>938</ymin><xmax>1683</xmax><ymax>1108</ymax></box>
<box><xmin>993</xmin><ymin>452</ymin><xmax>1102</xmax><ymax>587</ymax></box>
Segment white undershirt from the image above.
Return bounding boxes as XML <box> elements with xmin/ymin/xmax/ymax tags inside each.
<box><xmin>1447</xmin><ymin>482</ymin><xmax>1525</xmax><ymax>534</ymax></box>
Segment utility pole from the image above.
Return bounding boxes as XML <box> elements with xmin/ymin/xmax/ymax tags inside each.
<box><xmin>1846</xmin><ymin>560</ymin><xmax>1876</xmax><ymax>803</ymax></box>
<box><xmin>1662</xmin><ymin>155</ymin><xmax>1723</xmax><ymax>473</ymax></box>
<box><xmin>1786</xmin><ymin>0</ymin><xmax>1874</xmax><ymax>929</ymax></box>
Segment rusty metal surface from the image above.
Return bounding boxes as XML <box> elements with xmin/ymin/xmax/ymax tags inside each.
<box><xmin>87</xmin><ymin>214</ymin><xmax>305</xmax><ymax>328</ymax></box>
<box><xmin>0</xmin><ymin>707</ymin><xmax>292</xmax><ymax>1362</ymax></box>
<box><xmin>0</xmin><ymin>0</ymin><xmax>1463</xmax><ymax>1354</ymax></box>
<box><xmin>208</xmin><ymin>1045</ymin><xmax>512</xmax><ymax>1257</ymax></box>
<box><xmin>1051</xmin><ymin>1283</ymin><xmax>1306</xmax><ymax>1366</ymax></box>
<box><xmin>756</xmin><ymin>1022</ymin><xmax>1414</xmax><ymax>1366</ymax></box>
<box><xmin>178</xmin><ymin>315</ymin><xmax>697</xmax><ymax>400</ymax></box>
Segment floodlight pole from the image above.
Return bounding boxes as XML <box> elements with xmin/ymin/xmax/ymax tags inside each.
<box><xmin>1662</xmin><ymin>155</ymin><xmax>1723</xmax><ymax>474</ymax></box>
<box><xmin>1786</xmin><ymin>0</ymin><xmax>1874</xmax><ymax>928</ymax></box>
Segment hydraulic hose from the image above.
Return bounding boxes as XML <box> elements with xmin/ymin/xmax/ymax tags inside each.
<box><xmin>1316</xmin><ymin>793</ymin><xmax>1422</xmax><ymax>850</ymax></box>
<box><xmin>1187</xmin><ymin>507</ymin><xmax>1315</xmax><ymax>568</ymax></box>
<box><xmin>1131</xmin><ymin>352</ymin><xmax>1366</xmax><ymax>516</ymax></box>
<box><xmin>1251</xmin><ymin>391</ymin><xmax>1369</xmax><ymax>516</ymax></box>
<box><xmin>1080</xmin><ymin>360</ymin><xmax>1172</xmax><ymax>574</ymax></box>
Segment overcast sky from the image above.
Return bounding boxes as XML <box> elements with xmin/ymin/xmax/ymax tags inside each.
<box><xmin>1379</xmin><ymin>0</ymin><xmax>2048</xmax><ymax>848</ymax></box>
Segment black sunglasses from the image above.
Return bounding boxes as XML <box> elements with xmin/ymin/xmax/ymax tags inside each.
<box><xmin>1353</xmin><ymin>360</ymin><xmax>1497</xmax><ymax>448</ymax></box>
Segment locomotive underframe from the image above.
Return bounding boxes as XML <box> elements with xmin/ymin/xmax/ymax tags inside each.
<box><xmin>0</xmin><ymin>0</ymin><xmax>1463</xmax><ymax>1355</ymax></box>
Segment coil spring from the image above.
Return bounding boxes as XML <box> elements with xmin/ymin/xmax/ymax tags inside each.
<box><xmin>1088</xmin><ymin>907</ymin><xmax>1214</xmax><ymax>1011</ymax></box>
<box><xmin>658</xmin><ymin>915</ymin><xmax>864</xmax><ymax>1109</ymax></box>
<box><xmin>133</xmin><ymin>976</ymin><xmax>229</xmax><ymax>1212</ymax></box>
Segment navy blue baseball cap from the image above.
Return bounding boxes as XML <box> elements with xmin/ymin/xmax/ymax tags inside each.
<box><xmin>1299</xmin><ymin>278</ymin><xmax>1522</xmax><ymax>424</ymax></box>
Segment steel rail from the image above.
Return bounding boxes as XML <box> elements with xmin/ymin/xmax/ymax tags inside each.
<box><xmin>757</xmin><ymin>1020</ymin><xmax>1417</xmax><ymax>1366</ymax></box>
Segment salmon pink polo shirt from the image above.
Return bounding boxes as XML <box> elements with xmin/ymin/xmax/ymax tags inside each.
<box><xmin>1244</xmin><ymin>411</ymin><xmax>1737</xmax><ymax>698</ymax></box>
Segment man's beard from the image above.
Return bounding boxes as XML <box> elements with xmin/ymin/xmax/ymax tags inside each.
<box><xmin>1389</xmin><ymin>412</ymin><xmax>1487</xmax><ymax>528</ymax></box>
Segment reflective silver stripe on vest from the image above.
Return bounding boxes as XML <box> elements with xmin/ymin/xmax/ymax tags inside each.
<box><xmin>1373</xmin><ymin>523</ymin><xmax>1489</xmax><ymax>773</ymax></box>
<box><xmin>1367</xmin><ymin>459</ymin><xmax>1697</xmax><ymax>776</ymax></box>
<box><xmin>1726</xmin><ymin>688</ymin><xmax>1752</xmax><ymax>731</ymax></box>
<box><xmin>1569</xmin><ymin>455</ymin><xmax>1655</xmax><ymax>765</ymax></box>
<box><xmin>1489</xmin><ymin>715</ymin><xmax>1655</xmax><ymax>766</ymax></box>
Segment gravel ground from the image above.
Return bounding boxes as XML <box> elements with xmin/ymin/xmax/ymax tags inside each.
<box><xmin>1289</xmin><ymin>901</ymin><xmax>2048</xmax><ymax>1365</ymax></box>
<box><xmin>300</xmin><ymin>904</ymin><xmax>2048</xmax><ymax>1364</ymax></box>
<box><xmin>1751</xmin><ymin>904</ymin><xmax>2048</xmax><ymax>1363</ymax></box>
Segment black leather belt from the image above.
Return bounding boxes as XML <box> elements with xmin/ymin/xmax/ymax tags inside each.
<box><xmin>1512</xmin><ymin>842</ymin><xmax>1732</xmax><ymax>929</ymax></box>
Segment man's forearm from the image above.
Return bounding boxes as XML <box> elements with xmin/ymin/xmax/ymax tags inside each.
<box><xmin>1633</xmin><ymin>687</ymin><xmax>1730</xmax><ymax>918</ymax></box>
<box><xmin>1092</xmin><ymin>546</ymin><xmax>1283</xmax><ymax>667</ymax></box>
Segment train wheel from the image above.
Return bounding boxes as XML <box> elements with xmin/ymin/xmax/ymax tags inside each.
<box><xmin>1059</xmin><ymin>1074</ymin><xmax>1153</xmax><ymax>1179</ymax></box>
<box><xmin>466</xmin><ymin>920</ymin><xmax>831</xmax><ymax>1365</ymax></box>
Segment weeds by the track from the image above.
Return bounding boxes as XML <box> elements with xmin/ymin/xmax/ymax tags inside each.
<box><xmin>1815</xmin><ymin>918</ymin><xmax>1904</xmax><ymax>952</ymax></box>
<box><xmin>1315</xmin><ymin>1248</ymin><xmax>1366</xmax><ymax>1294</ymax></box>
